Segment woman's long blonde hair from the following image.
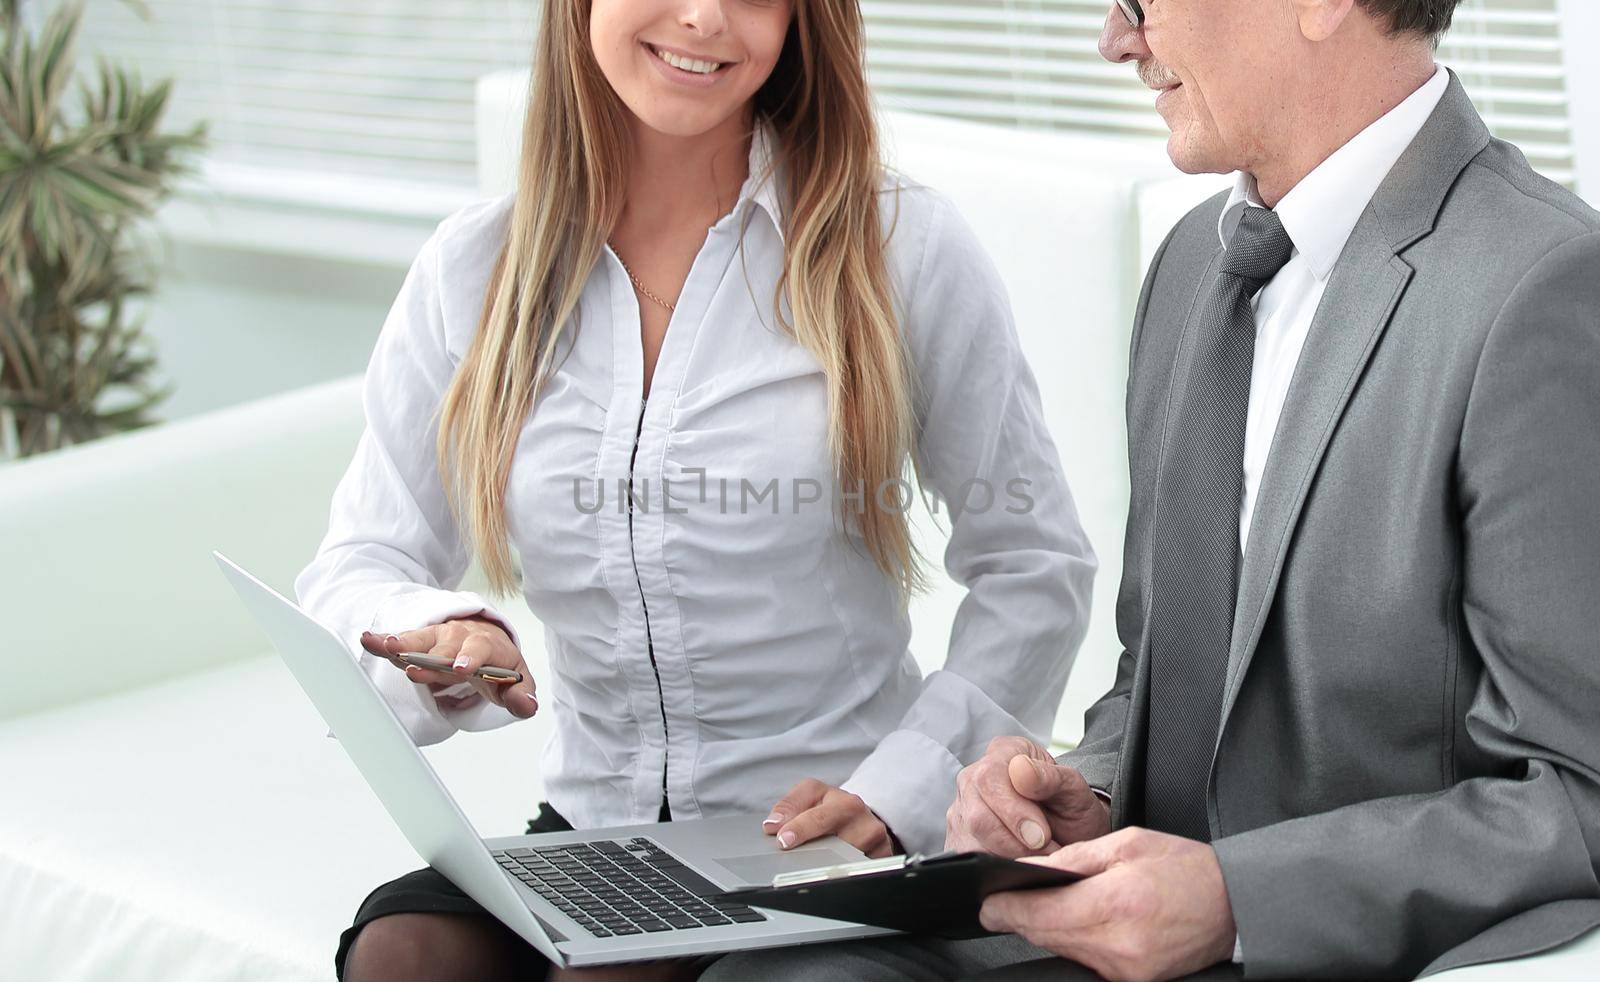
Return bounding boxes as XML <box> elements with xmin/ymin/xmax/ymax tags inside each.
<box><xmin>437</xmin><ymin>0</ymin><xmax>921</xmax><ymax>600</ymax></box>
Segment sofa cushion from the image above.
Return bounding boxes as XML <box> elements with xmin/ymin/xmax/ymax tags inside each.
<box><xmin>0</xmin><ymin>377</ymin><xmax>368</xmax><ymax>722</ymax></box>
<box><xmin>0</xmin><ymin>650</ymin><xmax>552</xmax><ymax>982</ymax></box>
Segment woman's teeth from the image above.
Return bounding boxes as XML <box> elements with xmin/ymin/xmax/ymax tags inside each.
<box><xmin>652</xmin><ymin>45</ymin><xmax>722</xmax><ymax>75</ymax></box>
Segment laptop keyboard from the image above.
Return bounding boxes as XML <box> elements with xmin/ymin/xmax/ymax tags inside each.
<box><xmin>494</xmin><ymin>837</ymin><xmax>768</xmax><ymax>938</ymax></box>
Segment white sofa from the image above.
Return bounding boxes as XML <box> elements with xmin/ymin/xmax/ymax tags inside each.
<box><xmin>2</xmin><ymin>80</ymin><xmax>1594</xmax><ymax>982</ymax></box>
<box><xmin>0</xmin><ymin>379</ymin><xmax>562</xmax><ymax>981</ymax></box>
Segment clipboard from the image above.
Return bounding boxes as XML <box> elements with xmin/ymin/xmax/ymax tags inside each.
<box><xmin>716</xmin><ymin>851</ymin><xmax>1082</xmax><ymax>939</ymax></box>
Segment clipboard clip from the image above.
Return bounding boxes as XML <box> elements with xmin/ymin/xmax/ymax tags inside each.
<box><xmin>771</xmin><ymin>850</ymin><xmax>970</xmax><ymax>888</ymax></box>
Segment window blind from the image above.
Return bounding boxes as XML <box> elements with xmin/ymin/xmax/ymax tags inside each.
<box><xmin>1440</xmin><ymin>0</ymin><xmax>1575</xmax><ymax>184</ymax></box>
<box><xmin>67</xmin><ymin>0</ymin><xmax>1579</xmax><ymax>197</ymax></box>
<box><xmin>73</xmin><ymin>0</ymin><xmax>537</xmax><ymax>190</ymax></box>
<box><xmin>861</xmin><ymin>0</ymin><xmax>1579</xmax><ymax>186</ymax></box>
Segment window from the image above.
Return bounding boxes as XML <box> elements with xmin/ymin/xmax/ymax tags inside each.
<box><xmin>74</xmin><ymin>0</ymin><xmax>537</xmax><ymax>207</ymax></box>
<box><xmin>71</xmin><ymin>0</ymin><xmax>1581</xmax><ymax>202</ymax></box>
<box><xmin>1437</xmin><ymin>0</ymin><xmax>1577</xmax><ymax>185</ymax></box>
<box><xmin>861</xmin><ymin>0</ymin><xmax>1579</xmax><ymax>186</ymax></box>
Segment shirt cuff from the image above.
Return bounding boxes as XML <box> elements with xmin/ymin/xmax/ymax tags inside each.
<box><xmin>840</xmin><ymin>729</ymin><xmax>964</xmax><ymax>856</ymax></box>
<box><xmin>1233</xmin><ymin>932</ymin><xmax>1244</xmax><ymax>964</ymax></box>
<box><xmin>363</xmin><ymin>586</ymin><xmax>523</xmax><ymax>738</ymax></box>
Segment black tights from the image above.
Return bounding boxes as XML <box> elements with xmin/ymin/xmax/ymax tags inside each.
<box><xmin>343</xmin><ymin>911</ymin><xmax>550</xmax><ymax>982</ymax></box>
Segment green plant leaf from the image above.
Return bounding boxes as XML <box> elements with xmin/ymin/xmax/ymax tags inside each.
<box><xmin>13</xmin><ymin>4</ymin><xmax>81</xmax><ymax>145</ymax></box>
<box><xmin>118</xmin><ymin>0</ymin><xmax>153</xmax><ymax>23</ymax></box>
<box><xmin>53</xmin><ymin>156</ymin><xmax>153</xmax><ymax>213</ymax></box>
<box><xmin>3</xmin><ymin>0</ymin><xmax>203</xmax><ymax>455</ymax></box>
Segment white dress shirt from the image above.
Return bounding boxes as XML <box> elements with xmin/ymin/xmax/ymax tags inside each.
<box><xmin>294</xmin><ymin>125</ymin><xmax>1096</xmax><ymax>854</ymax></box>
<box><xmin>1214</xmin><ymin>66</ymin><xmax>1448</xmax><ymax>963</ymax></box>
<box><xmin>1223</xmin><ymin>67</ymin><xmax>1448</xmax><ymax>553</ymax></box>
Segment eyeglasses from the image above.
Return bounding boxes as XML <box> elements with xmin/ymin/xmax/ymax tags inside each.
<box><xmin>1116</xmin><ymin>0</ymin><xmax>1145</xmax><ymax>27</ymax></box>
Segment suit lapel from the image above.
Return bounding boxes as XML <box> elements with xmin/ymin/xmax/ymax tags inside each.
<box><xmin>1210</xmin><ymin>72</ymin><xmax>1493</xmax><ymax>746</ymax></box>
<box><xmin>1112</xmin><ymin>245</ymin><xmax>1224</xmax><ymax>828</ymax></box>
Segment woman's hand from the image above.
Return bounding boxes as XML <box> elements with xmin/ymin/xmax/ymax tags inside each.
<box><xmin>359</xmin><ymin>615</ymin><xmax>538</xmax><ymax>718</ymax></box>
<box><xmin>763</xmin><ymin>778</ymin><xmax>898</xmax><ymax>858</ymax></box>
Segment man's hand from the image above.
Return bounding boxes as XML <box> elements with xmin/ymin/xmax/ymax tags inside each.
<box><xmin>946</xmin><ymin>736</ymin><xmax>1111</xmax><ymax>857</ymax></box>
<box><xmin>360</xmin><ymin>616</ymin><xmax>538</xmax><ymax>718</ymax></box>
<box><xmin>763</xmin><ymin>779</ymin><xmax>898</xmax><ymax>858</ymax></box>
<box><xmin>979</xmin><ymin>827</ymin><xmax>1236</xmax><ymax>982</ymax></box>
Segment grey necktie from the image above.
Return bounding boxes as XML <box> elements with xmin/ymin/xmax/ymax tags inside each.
<box><xmin>1142</xmin><ymin>206</ymin><xmax>1294</xmax><ymax>842</ymax></box>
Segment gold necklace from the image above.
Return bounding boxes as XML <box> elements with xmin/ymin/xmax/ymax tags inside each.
<box><xmin>609</xmin><ymin>242</ymin><xmax>676</xmax><ymax>313</ymax></box>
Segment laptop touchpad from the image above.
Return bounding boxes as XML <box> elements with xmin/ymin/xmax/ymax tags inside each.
<box><xmin>713</xmin><ymin>847</ymin><xmax>855</xmax><ymax>886</ymax></box>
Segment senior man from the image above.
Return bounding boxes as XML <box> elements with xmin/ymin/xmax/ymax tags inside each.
<box><xmin>703</xmin><ymin>0</ymin><xmax>1600</xmax><ymax>979</ymax></box>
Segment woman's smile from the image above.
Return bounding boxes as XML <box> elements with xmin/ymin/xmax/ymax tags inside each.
<box><xmin>643</xmin><ymin>40</ymin><xmax>737</xmax><ymax>87</ymax></box>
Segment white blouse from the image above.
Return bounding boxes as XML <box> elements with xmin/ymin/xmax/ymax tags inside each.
<box><xmin>294</xmin><ymin>128</ymin><xmax>1095</xmax><ymax>854</ymax></box>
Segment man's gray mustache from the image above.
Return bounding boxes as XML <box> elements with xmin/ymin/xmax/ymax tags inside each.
<box><xmin>1137</xmin><ymin>59</ymin><xmax>1180</xmax><ymax>90</ymax></box>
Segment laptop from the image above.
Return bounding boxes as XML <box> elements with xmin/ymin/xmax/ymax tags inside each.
<box><xmin>212</xmin><ymin>551</ymin><xmax>897</xmax><ymax>967</ymax></box>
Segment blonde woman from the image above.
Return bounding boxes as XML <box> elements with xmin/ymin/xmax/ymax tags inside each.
<box><xmin>299</xmin><ymin>0</ymin><xmax>1095</xmax><ymax>978</ymax></box>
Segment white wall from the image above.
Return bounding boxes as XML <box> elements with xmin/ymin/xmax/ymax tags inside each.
<box><xmin>1558</xmin><ymin>0</ymin><xmax>1600</xmax><ymax>200</ymax></box>
<box><xmin>141</xmin><ymin>242</ymin><xmax>401</xmax><ymax>421</ymax></box>
<box><xmin>130</xmin><ymin>189</ymin><xmax>450</xmax><ymax>423</ymax></box>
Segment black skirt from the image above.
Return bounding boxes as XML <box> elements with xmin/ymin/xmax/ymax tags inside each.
<box><xmin>336</xmin><ymin>800</ymin><xmax>664</xmax><ymax>979</ymax></box>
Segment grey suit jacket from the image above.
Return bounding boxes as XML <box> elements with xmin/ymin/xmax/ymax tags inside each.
<box><xmin>1061</xmin><ymin>72</ymin><xmax>1600</xmax><ymax>978</ymax></box>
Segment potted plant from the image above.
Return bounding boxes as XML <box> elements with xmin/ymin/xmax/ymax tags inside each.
<box><xmin>0</xmin><ymin>0</ymin><xmax>204</xmax><ymax>460</ymax></box>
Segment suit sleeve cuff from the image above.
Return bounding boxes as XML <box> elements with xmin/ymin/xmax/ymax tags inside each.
<box><xmin>1053</xmin><ymin>749</ymin><xmax>1120</xmax><ymax>795</ymax></box>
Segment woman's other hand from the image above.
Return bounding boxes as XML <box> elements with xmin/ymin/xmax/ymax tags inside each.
<box><xmin>359</xmin><ymin>616</ymin><xmax>538</xmax><ymax>718</ymax></box>
<box><xmin>763</xmin><ymin>778</ymin><xmax>898</xmax><ymax>858</ymax></box>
